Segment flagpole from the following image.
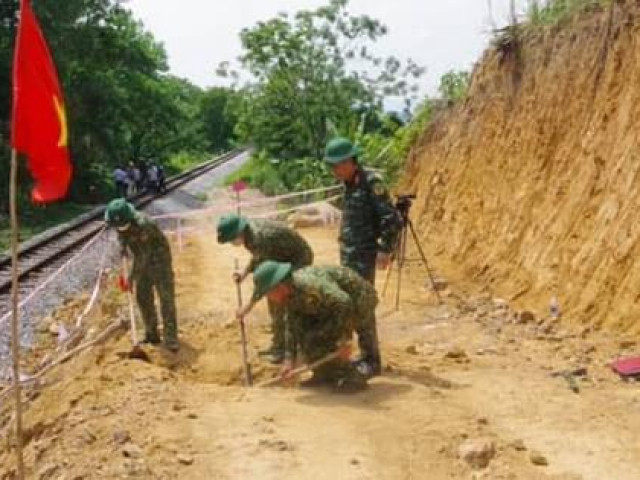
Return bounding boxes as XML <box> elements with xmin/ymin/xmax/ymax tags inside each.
<box><xmin>9</xmin><ymin>148</ymin><xmax>25</xmax><ymax>479</ymax></box>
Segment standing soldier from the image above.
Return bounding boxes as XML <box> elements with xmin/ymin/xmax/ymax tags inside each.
<box><xmin>217</xmin><ymin>214</ymin><xmax>314</xmax><ymax>363</ymax></box>
<box><xmin>247</xmin><ymin>261</ymin><xmax>377</xmax><ymax>392</ymax></box>
<box><xmin>105</xmin><ymin>199</ymin><xmax>179</xmax><ymax>352</ymax></box>
<box><xmin>323</xmin><ymin>137</ymin><xmax>402</xmax><ymax>377</ymax></box>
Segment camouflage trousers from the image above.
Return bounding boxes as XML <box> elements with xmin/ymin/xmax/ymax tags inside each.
<box><xmin>268</xmin><ymin>299</ymin><xmax>285</xmax><ymax>353</ymax></box>
<box><xmin>341</xmin><ymin>250</ymin><xmax>381</xmax><ymax>368</ymax></box>
<box><xmin>297</xmin><ymin>316</ymin><xmax>347</xmax><ymax>373</ymax></box>
<box><xmin>341</xmin><ymin>249</ymin><xmax>377</xmax><ymax>284</ymax></box>
<box><xmin>135</xmin><ymin>265</ymin><xmax>178</xmax><ymax>345</ymax></box>
<box><xmin>296</xmin><ymin>319</ymin><xmax>366</xmax><ymax>385</ymax></box>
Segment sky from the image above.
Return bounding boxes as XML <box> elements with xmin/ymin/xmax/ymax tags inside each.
<box><xmin>126</xmin><ymin>0</ymin><xmax>527</xmax><ymax>97</ymax></box>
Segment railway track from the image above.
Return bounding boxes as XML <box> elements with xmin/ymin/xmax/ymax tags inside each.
<box><xmin>0</xmin><ymin>149</ymin><xmax>243</xmax><ymax>318</ymax></box>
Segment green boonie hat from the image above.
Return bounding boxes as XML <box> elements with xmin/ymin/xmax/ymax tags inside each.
<box><xmin>217</xmin><ymin>214</ymin><xmax>249</xmax><ymax>243</ymax></box>
<box><xmin>252</xmin><ymin>261</ymin><xmax>292</xmax><ymax>301</ymax></box>
<box><xmin>324</xmin><ymin>137</ymin><xmax>361</xmax><ymax>165</ymax></box>
<box><xmin>104</xmin><ymin>198</ymin><xmax>135</xmax><ymax>227</ymax></box>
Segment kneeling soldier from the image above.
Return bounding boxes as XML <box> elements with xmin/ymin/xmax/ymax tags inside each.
<box><xmin>105</xmin><ymin>199</ymin><xmax>179</xmax><ymax>352</ymax></box>
<box><xmin>217</xmin><ymin>214</ymin><xmax>314</xmax><ymax>363</ymax></box>
<box><xmin>249</xmin><ymin>261</ymin><xmax>379</xmax><ymax>391</ymax></box>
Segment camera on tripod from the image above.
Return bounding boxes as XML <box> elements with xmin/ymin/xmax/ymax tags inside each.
<box><xmin>384</xmin><ymin>193</ymin><xmax>442</xmax><ymax>308</ymax></box>
<box><xmin>395</xmin><ymin>194</ymin><xmax>416</xmax><ymax>217</ymax></box>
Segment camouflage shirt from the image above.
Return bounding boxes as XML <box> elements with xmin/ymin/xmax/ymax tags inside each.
<box><xmin>340</xmin><ymin>168</ymin><xmax>401</xmax><ymax>256</ymax></box>
<box><xmin>117</xmin><ymin>213</ymin><xmax>172</xmax><ymax>280</ymax></box>
<box><xmin>284</xmin><ymin>266</ymin><xmax>378</xmax><ymax>359</ymax></box>
<box><xmin>245</xmin><ymin>219</ymin><xmax>313</xmax><ymax>272</ymax></box>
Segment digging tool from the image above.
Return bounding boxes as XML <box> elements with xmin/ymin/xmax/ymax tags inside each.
<box><xmin>257</xmin><ymin>351</ymin><xmax>342</xmax><ymax>388</ymax></box>
<box><xmin>257</xmin><ymin>341</ymin><xmax>353</xmax><ymax>388</ymax></box>
<box><xmin>121</xmin><ymin>257</ymin><xmax>150</xmax><ymax>362</ymax></box>
<box><xmin>234</xmin><ymin>259</ymin><xmax>253</xmax><ymax>386</ymax></box>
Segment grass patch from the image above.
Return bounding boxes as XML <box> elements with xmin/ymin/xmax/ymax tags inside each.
<box><xmin>225</xmin><ymin>152</ymin><xmax>287</xmax><ymax>195</ymax></box>
<box><xmin>527</xmin><ymin>0</ymin><xmax>609</xmax><ymax>26</ymax></box>
<box><xmin>0</xmin><ymin>202</ymin><xmax>92</xmax><ymax>252</ymax></box>
<box><xmin>165</xmin><ymin>151</ymin><xmax>210</xmax><ymax>176</ymax></box>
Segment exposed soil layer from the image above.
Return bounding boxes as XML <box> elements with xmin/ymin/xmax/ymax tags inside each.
<box><xmin>401</xmin><ymin>1</ymin><xmax>640</xmax><ymax>334</ymax></box>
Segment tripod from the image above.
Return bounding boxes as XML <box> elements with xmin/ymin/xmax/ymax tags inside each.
<box><xmin>382</xmin><ymin>195</ymin><xmax>442</xmax><ymax>310</ymax></box>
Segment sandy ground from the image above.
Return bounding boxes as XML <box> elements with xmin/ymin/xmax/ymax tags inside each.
<box><xmin>1</xmin><ymin>221</ymin><xmax>640</xmax><ymax>480</ymax></box>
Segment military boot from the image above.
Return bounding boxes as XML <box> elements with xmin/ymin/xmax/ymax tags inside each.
<box><xmin>333</xmin><ymin>365</ymin><xmax>368</xmax><ymax>394</ymax></box>
<box><xmin>141</xmin><ymin>333</ymin><xmax>161</xmax><ymax>345</ymax></box>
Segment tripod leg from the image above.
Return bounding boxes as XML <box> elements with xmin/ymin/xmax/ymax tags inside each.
<box><xmin>408</xmin><ymin>220</ymin><xmax>442</xmax><ymax>304</ymax></box>
<box><xmin>395</xmin><ymin>224</ymin><xmax>408</xmax><ymax>310</ymax></box>
<box><xmin>382</xmin><ymin>254</ymin><xmax>395</xmax><ymax>298</ymax></box>
<box><xmin>382</xmin><ymin>235</ymin><xmax>401</xmax><ymax>298</ymax></box>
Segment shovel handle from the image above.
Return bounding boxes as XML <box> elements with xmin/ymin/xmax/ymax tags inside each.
<box><xmin>257</xmin><ymin>351</ymin><xmax>342</xmax><ymax>388</ymax></box>
<box><xmin>234</xmin><ymin>259</ymin><xmax>253</xmax><ymax>386</ymax></box>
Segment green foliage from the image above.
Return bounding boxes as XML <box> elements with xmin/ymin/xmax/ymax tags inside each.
<box><xmin>226</xmin><ymin>150</ymin><xmax>338</xmax><ymax>195</ymax></box>
<box><xmin>0</xmin><ymin>0</ymin><xmax>240</xmax><ymax>213</ymax></box>
<box><xmin>438</xmin><ymin>70</ymin><xmax>470</xmax><ymax>103</ymax></box>
<box><xmin>225</xmin><ymin>152</ymin><xmax>287</xmax><ymax>196</ymax></box>
<box><xmin>199</xmin><ymin>87</ymin><xmax>242</xmax><ymax>153</ymax></box>
<box><xmin>357</xmin><ymin>100</ymin><xmax>433</xmax><ymax>185</ymax></box>
<box><xmin>220</xmin><ymin>0</ymin><xmax>423</xmax><ymax>193</ymax></box>
<box><xmin>0</xmin><ymin>202</ymin><xmax>91</xmax><ymax>252</ymax></box>
<box><xmin>165</xmin><ymin>151</ymin><xmax>210</xmax><ymax>176</ymax></box>
<box><xmin>527</xmin><ymin>0</ymin><xmax>608</xmax><ymax>26</ymax></box>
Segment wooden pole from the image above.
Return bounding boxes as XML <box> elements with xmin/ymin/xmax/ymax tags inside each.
<box><xmin>9</xmin><ymin>148</ymin><xmax>25</xmax><ymax>479</ymax></box>
<box><xmin>234</xmin><ymin>259</ymin><xmax>253</xmax><ymax>386</ymax></box>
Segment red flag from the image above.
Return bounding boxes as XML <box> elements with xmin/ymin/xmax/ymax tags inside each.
<box><xmin>11</xmin><ymin>0</ymin><xmax>72</xmax><ymax>203</ymax></box>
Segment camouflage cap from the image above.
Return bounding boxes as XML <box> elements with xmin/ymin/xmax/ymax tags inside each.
<box><xmin>217</xmin><ymin>214</ymin><xmax>249</xmax><ymax>243</ymax></box>
<box><xmin>252</xmin><ymin>261</ymin><xmax>292</xmax><ymax>301</ymax></box>
<box><xmin>104</xmin><ymin>198</ymin><xmax>136</xmax><ymax>227</ymax></box>
<box><xmin>324</xmin><ymin>137</ymin><xmax>361</xmax><ymax>165</ymax></box>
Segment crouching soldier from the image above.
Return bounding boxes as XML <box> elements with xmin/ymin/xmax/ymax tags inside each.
<box><xmin>248</xmin><ymin>261</ymin><xmax>380</xmax><ymax>392</ymax></box>
<box><xmin>217</xmin><ymin>214</ymin><xmax>313</xmax><ymax>363</ymax></box>
<box><xmin>105</xmin><ymin>199</ymin><xmax>179</xmax><ymax>352</ymax></box>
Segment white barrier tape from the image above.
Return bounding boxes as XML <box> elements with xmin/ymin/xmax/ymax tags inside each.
<box><xmin>162</xmin><ymin>194</ymin><xmax>342</xmax><ymax>237</ymax></box>
<box><xmin>250</xmin><ymin>194</ymin><xmax>343</xmax><ymax>219</ymax></box>
<box><xmin>231</xmin><ymin>184</ymin><xmax>342</xmax><ymax>208</ymax></box>
<box><xmin>0</xmin><ymin>319</ymin><xmax>122</xmax><ymax>403</ymax></box>
<box><xmin>0</xmin><ymin>228</ymin><xmax>107</xmax><ymax>328</ymax></box>
<box><xmin>151</xmin><ymin>184</ymin><xmax>342</xmax><ymax>221</ymax></box>
<box><xmin>74</xmin><ymin>239</ymin><xmax>110</xmax><ymax>329</ymax></box>
<box><xmin>75</xmin><ymin>267</ymin><xmax>104</xmax><ymax>329</ymax></box>
<box><xmin>0</xmin><ymin>232</ymin><xmax>110</xmax><ymax>390</ymax></box>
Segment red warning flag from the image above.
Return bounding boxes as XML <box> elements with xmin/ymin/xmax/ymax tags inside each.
<box><xmin>11</xmin><ymin>0</ymin><xmax>72</xmax><ymax>203</ymax></box>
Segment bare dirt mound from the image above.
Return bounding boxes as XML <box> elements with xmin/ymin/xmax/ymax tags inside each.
<box><xmin>401</xmin><ymin>1</ymin><xmax>640</xmax><ymax>334</ymax></box>
<box><xmin>2</xmin><ymin>225</ymin><xmax>640</xmax><ymax>479</ymax></box>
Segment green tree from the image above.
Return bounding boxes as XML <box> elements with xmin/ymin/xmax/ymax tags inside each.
<box><xmin>0</xmin><ymin>0</ymin><xmax>234</xmax><ymax>209</ymax></box>
<box><xmin>224</xmin><ymin>0</ymin><xmax>423</xmax><ymax>161</ymax></box>
<box><xmin>199</xmin><ymin>87</ymin><xmax>241</xmax><ymax>153</ymax></box>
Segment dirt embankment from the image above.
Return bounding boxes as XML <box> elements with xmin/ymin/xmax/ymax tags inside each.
<box><xmin>402</xmin><ymin>1</ymin><xmax>640</xmax><ymax>333</ymax></box>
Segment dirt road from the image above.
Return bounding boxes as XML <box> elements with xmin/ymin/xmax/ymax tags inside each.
<box><xmin>1</xmin><ymin>222</ymin><xmax>639</xmax><ymax>479</ymax></box>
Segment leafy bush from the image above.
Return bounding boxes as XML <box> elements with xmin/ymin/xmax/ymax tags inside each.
<box><xmin>357</xmin><ymin>100</ymin><xmax>433</xmax><ymax>186</ymax></box>
<box><xmin>438</xmin><ymin>71</ymin><xmax>470</xmax><ymax>103</ymax></box>
<box><xmin>165</xmin><ymin>151</ymin><xmax>209</xmax><ymax>176</ymax></box>
<box><xmin>225</xmin><ymin>152</ymin><xmax>287</xmax><ymax>195</ymax></box>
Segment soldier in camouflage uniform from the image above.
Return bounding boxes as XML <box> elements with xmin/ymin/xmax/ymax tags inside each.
<box><xmin>105</xmin><ymin>199</ymin><xmax>179</xmax><ymax>352</ymax></box>
<box><xmin>249</xmin><ymin>260</ymin><xmax>376</xmax><ymax>392</ymax></box>
<box><xmin>324</xmin><ymin>137</ymin><xmax>402</xmax><ymax>376</ymax></box>
<box><xmin>217</xmin><ymin>214</ymin><xmax>314</xmax><ymax>363</ymax></box>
